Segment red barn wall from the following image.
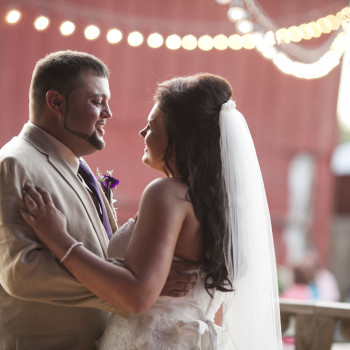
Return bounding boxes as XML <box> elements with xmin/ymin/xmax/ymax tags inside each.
<box><xmin>0</xmin><ymin>0</ymin><xmax>347</xmax><ymax>266</ymax></box>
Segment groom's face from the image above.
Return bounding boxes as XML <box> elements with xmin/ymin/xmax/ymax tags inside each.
<box><xmin>63</xmin><ymin>73</ymin><xmax>112</xmax><ymax>156</ymax></box>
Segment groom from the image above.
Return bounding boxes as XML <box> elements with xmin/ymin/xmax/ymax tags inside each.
<box><xmin>0</xmin><ymin>51</ymin><xmax>196</xmax><ymax>350</ymax></box>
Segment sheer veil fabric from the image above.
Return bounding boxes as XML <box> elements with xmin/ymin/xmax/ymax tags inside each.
<box><xmin>219</xmin><ymin>100</ymin><xmax>282</xmax><ymax>349</ymax></box>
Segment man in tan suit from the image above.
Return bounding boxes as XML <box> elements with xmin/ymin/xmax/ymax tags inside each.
<box><xmin>0</xmin><ymin>51</ymin><xmax>117</xmax><ymax>350</ymax></box>
<box><xmin>0</xmin><ymin>51</ymin><xmax>195</xmax><ymax>350</ymax></box>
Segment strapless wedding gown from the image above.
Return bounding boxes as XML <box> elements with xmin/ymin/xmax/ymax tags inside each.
<box><xmin>98</xmin><ymin>219</ymin><xmax>229</xmax><ymax>350</ymax></box>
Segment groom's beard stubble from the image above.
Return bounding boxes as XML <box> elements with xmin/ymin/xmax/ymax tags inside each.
<box><xmin>63</xmin><ymin>115</ymin><xmax>105</xmax><ymax>151</ymax></box>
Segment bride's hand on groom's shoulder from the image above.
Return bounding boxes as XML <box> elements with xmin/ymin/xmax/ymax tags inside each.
<box><xmin>160</xmin><ymin>260</ymin><xmax>200</xmax><ymax>297</ymax></box>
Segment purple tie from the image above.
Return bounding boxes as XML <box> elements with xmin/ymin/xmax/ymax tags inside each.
<box><xmin>78</xmin><ymin>161</ymin><xmax>112</xmax><ymax>239</ymax></box>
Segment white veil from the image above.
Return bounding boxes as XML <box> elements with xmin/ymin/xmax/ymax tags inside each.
<box><xmin>219</xmin><ymin>100</ymin><xmax>282</xmax><ymax>349</ymax></box>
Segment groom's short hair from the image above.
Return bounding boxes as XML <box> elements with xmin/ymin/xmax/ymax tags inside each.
<box><xmin>29</xmin><ymin>50</ymin><xmax>109</xmax><ymax>119</ymax></box>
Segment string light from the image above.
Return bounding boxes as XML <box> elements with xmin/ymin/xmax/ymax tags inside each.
<box><xmin>317</xmin><ymin>18</ymin><xmax>332</xmax><ymax>34</ymax></box>
<box><xmin>3</xmin><ymin>3</ymin><xmax>349</xmax><ymax>79</ymax></box>
<box><xmin>216</xmin><ymin>1</ymin><xmax>350</xmax><ymax>78</ymax></box>
<box><xmin>198</xmin><ymin>35</ymin><xmax>214</xmax><ymax>51</ymax></box>
<box><xmin>60</xmin><ymin>21</ymin><xmax>75</xmax><ymax>36</ymax></box>
<box><xmin>288</xmin><ymin>26</ymin><xmax>303</xmax><ymax>42</ymax></box>
<box><xmin>182</xmin><ymin>34</ymin><xmax>197</xmax><ymax>50</ymax></box>
<box><xmin>242</xmin><ymin>33</ymin><xmax>256</xmax><ymax>49</ymax></box>
<box><xmin>146</xmin><ymin>32</ymin><xmax>163</xmax><ymax>48</ymax></box>
<box><xmin>236</xmin><ymin>19</ymin><xmax>254</xmax><ymax>33</ymax></box>
<box><xmin>228</xmin><ymin>34</ymin><xmax>244</xmax><ymax>50</ymax></box>
<box><xmin>165</xmin><ymin>34</ymin><xmax>182</xmax><ymax>50</ymax></box>
<box><xmin>127</xmin><ymin>31</ymin><xmax>143</xmax><ymax>47</ymax></box>
<box><xmin>147</xmin><ymin>32</ymin><xmax>162</xmax><ymax>48</ymax></box>
<box><xmin>215</xmin><ymin>0</ymin><xmax>231</xmax><ymax>4</ymax></box>
<box><xmin>228</xmin><ymin>6</ymin><xmax>247</xmax><ymax>22</ymax></box>
<box><xmin>107</xmin><ymin>28</ymin><xmax>122</xmax><ymax>44</ymax></box>
<box><xmin>5</xmin><ymin>9</ymin><xmax>21</xmax><ymax>24</ymax></box>
<box><xmin>84</xmin><ymin>25</ymin><xmax>100</xmax><ymax>40</ymax></box>
<box><xmin>214</xmin><ymin>34</ymin><xmax>229</xmax><ymax>50</ymax></box>
<box><xmin>34</xmin><ymin>16</ymin><xmax>49</xmax><ymax>31</ymax></box>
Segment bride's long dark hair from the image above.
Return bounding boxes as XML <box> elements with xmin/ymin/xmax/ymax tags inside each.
<box><xmin>155</xmin><ymin>73</ymin><xmax>233</xmax><ymax>294</ymax></box>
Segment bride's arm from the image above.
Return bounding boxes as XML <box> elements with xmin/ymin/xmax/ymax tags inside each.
<box><xmin>20</xmin><ymin>180</ymin><xmax>189</xmax><ymax>314</ymax></box>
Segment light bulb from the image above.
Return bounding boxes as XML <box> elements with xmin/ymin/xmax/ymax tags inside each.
<box><xmin>182</xmin><ymin>35</ymin><xmax>197</xmax><ymax>50</ymax></box>
<box><xmin>215</xmin><ymin>0</ymin><xmax>231</xmax><ymax>4</ymax></box>
<box><xmin>198</xmin><ymin>35</ymin><xmax>214</xmax><ymax>51</ymax></box>
<box><xmin>84</xmin><ymin>25</ymin><xmax>100</xmax><ymax>40</ymax></box>
<box><xmin>6</xmin><ymin>9</ymin><xmax>21</xmax><ymax>24</ymax></box>
<box><xmin>227</xmin><ymin>7</ymin><xmax>247</xmax><ymax>22</ymax></box>
<box><xmin>60</xmin><ymin>21</ymin><xmax>75</xmax><ymax>36</ymax></box>
<box><xmin>147</xmin><ymin>33</ymin><xmax>163</xmax><ymax>48</ymax></box>
<box><xmin>107</xmin><ymin>29</ymin><xmax>122</xmax><ymax>44</ymax></box>
<box><xmin>128</xmin><ymin>31</ymin><xmax>143</xmax><ymax>47</ymax></box>
<box><xmin>34</xmin><ymin>16</ymin><xmax>50</xmax><ymax>31</ymax></box>
<box><xmin>236</xmin><ymin>19</ymin><xmax>254</xmax><ymax>34</ymax></box>
<box><xmin>165</xmin><ymin>34</ymin><xmax>182</xmax><ymax>50</ymax></box>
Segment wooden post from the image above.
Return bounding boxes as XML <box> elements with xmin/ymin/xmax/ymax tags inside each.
<box><xmin>295</xmin><ymin>315</ymin><xmax>335</xmax><ymax>350</ymax></box>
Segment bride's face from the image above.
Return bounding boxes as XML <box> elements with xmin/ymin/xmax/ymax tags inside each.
<box><xmin>139</xmin><ymin>103</ymin><xmax>169</xmax><ymax>174</ymax></box>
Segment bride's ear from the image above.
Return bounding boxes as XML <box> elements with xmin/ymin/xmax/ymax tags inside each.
<box><xmin>46</xmin><ymin>90</ymin><xmax>66</xmax><ymax>116</ymax></box>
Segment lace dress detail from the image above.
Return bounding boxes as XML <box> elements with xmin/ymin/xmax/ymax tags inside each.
<box><xmin>98</xmin><ymin>219</ymin><xmax>226</xmax><ymax>350</ymax></box>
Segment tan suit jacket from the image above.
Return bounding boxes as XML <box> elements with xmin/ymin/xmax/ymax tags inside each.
<box><xmin>0</xmin><ymin>123</ymin><xmax>119</xmax><ymax>350</ymax></box>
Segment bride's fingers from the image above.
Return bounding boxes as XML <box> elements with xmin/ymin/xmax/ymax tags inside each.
<box><xmin>23</xmin><ymin>190</ymin><xmax>39</xmax><ymax>213</ymax></box>
<box><xmin>19</xmin><ymin>209</ymin><xmax>36</xmax><ymax>227</ymax></box>
<box><xmin>24</xmin><ymin>183</ymin><xmax>44</xmax><ymax>208</ymax></box>
<box><xmin>35</xmin><ymin>185</ymin><xmax>53</xmax><ymax>206</ymax></box>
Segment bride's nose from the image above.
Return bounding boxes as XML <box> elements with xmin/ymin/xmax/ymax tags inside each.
<box><xmin>139</xmin><ymin>127</ymin><xmax>146</xmax><ymax>138</ymax></box>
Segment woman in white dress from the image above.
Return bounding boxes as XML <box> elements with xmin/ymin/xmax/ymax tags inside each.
<box><xmin>21</xmin><ymin>73</ymin><xmax>282</xmax><ymax>349</ymax></box>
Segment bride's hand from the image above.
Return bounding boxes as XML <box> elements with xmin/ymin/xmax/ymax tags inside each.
<box><xmin>20</xmin><ymin>183</ymin><xmax>68</xmax><ymax>246</ymax></box>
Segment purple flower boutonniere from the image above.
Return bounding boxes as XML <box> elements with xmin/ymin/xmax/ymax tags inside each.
<box><xmin>96</xmin><ymin>168</ymin><xmax>119</xmax><ymax>205</ymax></box>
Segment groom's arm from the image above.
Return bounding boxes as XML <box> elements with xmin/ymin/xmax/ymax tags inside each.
<box><xmin>160</xmin><ymin>260</ymin><xmax>199</xmax><ymax>297</ymax></box>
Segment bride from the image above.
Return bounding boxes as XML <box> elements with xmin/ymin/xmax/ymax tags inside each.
<box><xmin>21</xmin><ymin>73</ymin><xmax>282</xmax><ymax>349</ymax></box>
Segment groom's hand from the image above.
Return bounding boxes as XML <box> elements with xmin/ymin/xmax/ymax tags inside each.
<box><xmin>161</xmin><ymin>260</ymin><xmax>199</xmax><ymax>297</ymax></box>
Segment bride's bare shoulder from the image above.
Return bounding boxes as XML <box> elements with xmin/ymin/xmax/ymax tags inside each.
<box><xmin>142</xmin><ymin>177</ymin><xmax>188</xmax><ymax>200</ymax></box>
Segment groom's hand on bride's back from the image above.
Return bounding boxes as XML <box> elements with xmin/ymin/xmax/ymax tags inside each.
<box><xmin>161</xmin><ymin>260</ymin><xmax>200</xmax><ymax>297</ymax></box>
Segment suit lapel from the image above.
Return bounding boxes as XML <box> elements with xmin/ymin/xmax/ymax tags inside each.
<box><xmin>48</xmin><ymin>155</ymin><xmax>110</xmax><ymax>255</ymax></box>
<box><xmin>19</xmin><ymin>123</ymin><xmax>110</xmax><ymax>256</ymax></box>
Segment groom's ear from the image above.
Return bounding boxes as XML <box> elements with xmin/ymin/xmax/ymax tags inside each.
<box><xmin>46</xmin><ymin>90</ymin><xmax>66</xmax><ymax>115</ymax></box>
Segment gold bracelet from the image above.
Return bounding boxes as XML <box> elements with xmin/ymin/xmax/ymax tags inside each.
<box><xmin>60</xmin><ymin>242</ymin><xmax>84</xmax><ymax>264</ymax></box>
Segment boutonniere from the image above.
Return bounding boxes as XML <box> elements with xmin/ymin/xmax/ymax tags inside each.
<box><xmin>96</xmin><ymin>168</ymin><xmax>119</xmax><ymax>205</ymax></box>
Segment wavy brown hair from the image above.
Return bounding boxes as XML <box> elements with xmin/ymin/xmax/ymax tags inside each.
<box><xmin>154</xmin><ymin>73</ymin><xmax>233</xmax><ymax>295</ymax></box>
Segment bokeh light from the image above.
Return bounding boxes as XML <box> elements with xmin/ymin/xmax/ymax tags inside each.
<box><xmin>6</xmin><ymin>9</ymin><xmax>21</xmax><ymax>24</ymax></box>
<box><xmin>127</xmin><ymin>31</ymin><xmax>143</xmax><ymax>46</ymax></box>
<box><xmin>165</xmin><ymin>34</ymin><xmax>182</xmax><ymax>50</ymax></box>
<box><xmin>147</xmin><ymin>32</ymin><xmax>163</xmax><ymax>48</ymax></box>
<box><xmin>107</xmin><ymin>28</ymin><xmax>122</xmax><ymax>44</ymax></box>
<box><xmin>60</xmin><ymin>21</ymin><xmax>75</xmax><ymax>36</ymax></box>
<box><xmin>34</xmin><ymin>16</ymin><xmax>50</xmax><ymax>31</ymax></box>
<box><xmin>84</xmin><ymin>25</ymin><xmax>100</xmax><ymax>40</ymax></box>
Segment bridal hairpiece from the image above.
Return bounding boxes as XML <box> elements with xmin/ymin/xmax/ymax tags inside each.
<box><xmin>220</xmin><ymin>99</ymin><xmax>236</xmax><ymax>112</ymax></box>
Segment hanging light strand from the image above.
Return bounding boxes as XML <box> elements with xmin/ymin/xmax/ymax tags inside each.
<box><xmin>217</xmin><ymin>0</ymin><xmax>350</xmax><ymax>78</ymax></box>
<box><xmin>3</xmin><ymin>0</ymin><xmax>350</xmax><ymax>79</ymax></box>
